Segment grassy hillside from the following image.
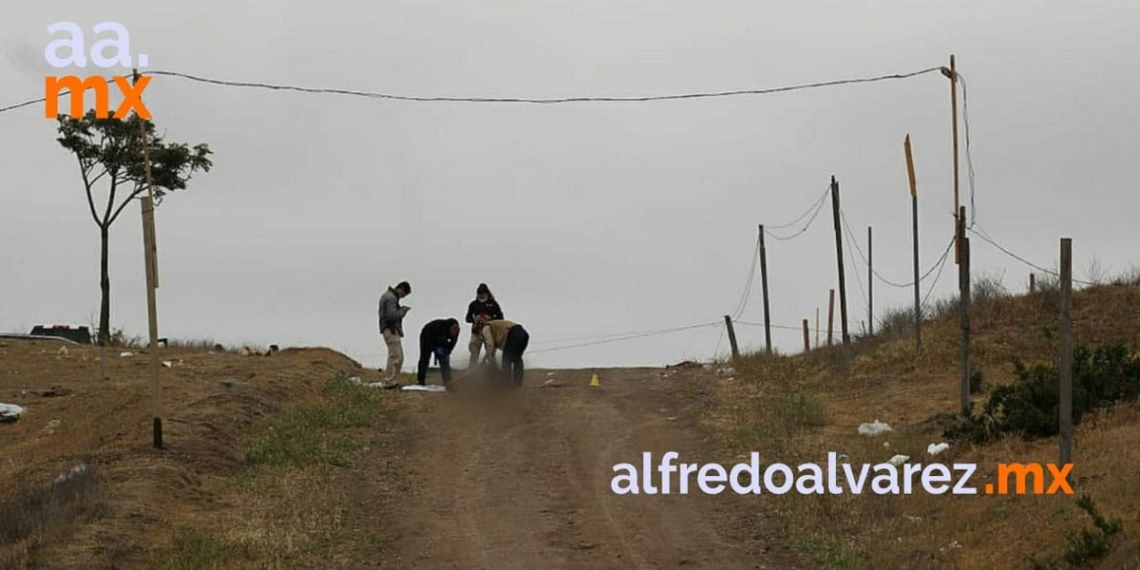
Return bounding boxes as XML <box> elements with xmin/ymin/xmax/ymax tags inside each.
<box><xmin>704</xmin><ymin>277</ymin><xmax>1140</xmax><ymax>570</ymax></box>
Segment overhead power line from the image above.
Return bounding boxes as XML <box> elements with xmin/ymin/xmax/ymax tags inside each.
<box><xmin>0</xmin><ymin>66</ymin><xmax>945</xmax><ymax>116</ymax></box>
<box><xmin>528</xmin><ymin>321</ymin><xmax>720</xmax><ymax>354</ymax></box>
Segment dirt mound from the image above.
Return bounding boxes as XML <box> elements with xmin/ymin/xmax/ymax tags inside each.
<box><xmin>0</xmin><ymin>340</ymin><xmax>368</xmax><ymax>568</ymax></box>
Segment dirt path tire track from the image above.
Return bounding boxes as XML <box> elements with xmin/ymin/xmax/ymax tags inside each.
<box><xmin>376</xmin><ymin>369</ymin><xmax>813</xmax><ymax>570</ymax></box>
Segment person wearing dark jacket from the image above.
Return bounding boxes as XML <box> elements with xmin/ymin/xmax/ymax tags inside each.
<box><xmin>417</xmin><ymin>318</ymin><xmax>460</xmax><ymax>386</ymax></box>
<box><xmin>378</xmin><ymin>281</ymin><xmax>411</xmax><ymax>387</ymax></box>
<box><xmin>465</xmin><ymin>283</ymin><xmax>504</xmax><ymax>368</ymax></box>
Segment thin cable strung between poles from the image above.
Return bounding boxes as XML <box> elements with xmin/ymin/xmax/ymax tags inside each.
<box><xmin>764</xmin><ymin>187</ymin><xmax>831</xmax><ymax>230</ymax></box>
<box><xmin>958</xmin><ymin>73</ymin><xmax>978</xmax><ymax>228</ymax></box>
<box><xmin>840</xmin><ymin>208</ymin><xmax>954</xmax><ymax>288</ymax></box>
<box><xmin>0</xmin><ymin>66</ymin><xmax>946</xmax><ymax>115</ymax></box>
<box><xmin>529</xmin><ymin>321</ymin><xmax>720</xmax><ymax>354</ymax></box>
<box><xmin>764</xmin><ymin>191</ymin><xmax>830</xmax><ymax>241</ymax></box>
<box><xmin>967</xmin><ymin>225</ymin><xmax>1096</xmax><ymax>286</ymax></box>
<box><xmin>731</xmin><ymin>236</ymin><xmax>762</xmax><ymax>320</ymax></box>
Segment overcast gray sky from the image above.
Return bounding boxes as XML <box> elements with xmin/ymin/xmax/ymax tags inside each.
<box><xmin>2</xmin><ymin>1</ymin><xmax>1138</xmax><ymax>370</ymax></box>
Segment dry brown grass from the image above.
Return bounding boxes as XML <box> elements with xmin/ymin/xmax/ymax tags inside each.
<box><xmin>0</xmin><ymin>338</ymin><xmax>405</xmax><ymax>569</ymax></box>
<box><xmin>702</xmin><ymin>281</ymin><xmax>1140</xmax><ymax>570</ymax></box>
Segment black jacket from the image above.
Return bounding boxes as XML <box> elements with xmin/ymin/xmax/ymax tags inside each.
<box><xmin>465</xmin><ymin>298</ymin><xmax>504</xmax><ymax>327</ymax></box>
<box><xmin>420</xmin><ymin>319</ymin><xmax>459</xmax><ymax>352</ymax></box>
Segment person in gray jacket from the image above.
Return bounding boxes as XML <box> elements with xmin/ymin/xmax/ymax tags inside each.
<box><xmin>378</xmin><ymin>281</ymin><xmax>411</xmax><ymax>387</ymax></box>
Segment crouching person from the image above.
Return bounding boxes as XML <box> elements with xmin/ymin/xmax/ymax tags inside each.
<box><xmin>478</xmin><ymin>316</ymin><xmax>530</xmax><ymax>388</ymax></box>
<box><xmin>417</xmin><ymin>318</ymin><xmax>460</xmax><ymax>386</ymax></box>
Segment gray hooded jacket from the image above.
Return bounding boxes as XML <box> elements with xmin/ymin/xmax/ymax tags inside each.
<box><xmin>378</xmin><ymin>287</ymin><xmax>409</xmax><ymax>336</ymax></box>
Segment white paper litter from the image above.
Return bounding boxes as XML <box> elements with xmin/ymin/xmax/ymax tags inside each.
<box><xmin>857</xmin><ymin>420</ymin><xmax>893</xmax><ymax>436</ymax></box>
<box><xmin>927</xmin><ymin>442</ymin><xmax>951</xmax><ymax>456</ymax></box>
<box><xmin>119</xmin><ymin>352</ymin><xmax>133</xmax><ymax>358</ymax></box>
<box><xmin>346</xmin><ymin>377</ymin><xmax>363</xmax><ymax>385</ymax></box>
<box><xmin>401</xmin><ymin>385</ymin><xmax>447</xmax><ymax>393</ymax></box>
<box><xmin>0</xmin><ymin>403</ymin><xmax>24</xmax><ymax>422</ymax></box>
<box><xmin>887</xmin><ymin>454</ymin><xmax>910</xmax><ymax>466</ymax></box>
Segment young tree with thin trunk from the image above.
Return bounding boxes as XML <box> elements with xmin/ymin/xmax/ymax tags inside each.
<box><xmin>56</xmin><ymin>110</ymin><xmax>212</xmax><ymax>345</ymax></box>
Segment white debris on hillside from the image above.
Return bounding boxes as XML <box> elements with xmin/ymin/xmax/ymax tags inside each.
<box><xmin>0</xmin><ymin>403</ymin><xmax>24</xmax><ymax>422</ymax></box>
<box><xmin>857</xmin><ymin>420</ymin><xmax>892</xmax><ymax>436</ymax></box>
<box><xmin>401</xmin><ymin>385</ymin><xmax>446</xmax><ymax>393</ymax></box>
<box><xmin>119</xmin><ymin>352</ymin><xmax>133</xmax><ymax>358</ymax></box>
<box><xmin>887</xmin><ymin>454</ymin><xmax>910</xmax><ymax>466</ymax></box>
<box><xmin>715</xmin><ymin>367</ymin><xmax>736</xmax><ymax>376</ymax></box>
<box><xmin>927</xmin><ymin>442</ymin><xmax>951</xmax><ymax>456</ymax></box>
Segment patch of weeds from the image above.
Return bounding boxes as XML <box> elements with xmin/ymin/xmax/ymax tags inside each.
<box><xmin>970</xmin><ymin>369</ymin><xmax>985</xmax><ymax>394</ymax></box>
<box><xmin>1029</xmin><ymin>495</ymin><xmax>1123</xmax><ymax>570</ymax></box>
<box><xmin>0</xmin><ymin>464</ymin><xmax>103</xmax><ymax>546</ymax></box>
<box><xmin>245</xmin><ymin>378</ymin><xmax>384</xmax><ymax>467</ymax></box>
<box><xmin>159</xmin><ymin>531</ymin><xmax>253</xmax><ymax>570</ymax></box>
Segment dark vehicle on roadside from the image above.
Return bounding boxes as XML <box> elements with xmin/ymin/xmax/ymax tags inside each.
<box><xmin>29</xmin><ymin>324</ymin><xmax>93</xmax><ymax>344</ymax></box>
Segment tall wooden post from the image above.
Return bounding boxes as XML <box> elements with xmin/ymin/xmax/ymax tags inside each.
<box><xmin>133</xmin><ymin>69</ymin><xmax>163</xmax><ymax>449</ymax></box>
<box><xmin>867</xmin><ymin>226</ymin><xmax>873</xmax><ymax>336</ymax></box>
<box><xmin>1059</xmin><ymin>238</ymin><xmax>1073</xmax><ymax>465</ymax></box>
<box><xmin>758</xmin><ymin>225</ymin><xmax>772</xmax><ymax>353</ymax></box>
<box><xmin>905</xmin><ymin>134</ymin><xmax>922</xmax><ymax>349</ymax></box>
<box><xmin>958</xmin><ymin>207</ymin><xmax>970</xmax><ymax>416</ymax></box>
<box><xmin>946</xmin><ymin>55</ymin><xmax>961</xmax><ymax>264</ymax></box>
<box><xmin>1030</xmin><ymin>273</ymin><xmax>1036</xmax><ymax>293</ymax></box>
<box><xmin>815</xmin><ymin>307</ymin><xmax>820</xmax><ymax>348</ymax></box>
<box><xmin>830</xmin><ymin>176</ymin><xmax>850</xmax><ymax>344</ymax></box>
<box><xmin>802</xmin><ymin>319</ymin><xmax>810</xmax><ymax>353</ymax></box>
<box><xmin>827</xmin><ymin>289</ymin><xmax>835</xmax><ymax>347</ymax></box>
<box><xmin>724</xmin><ymin>315</ymin><xmax>740</xmax><ymax>360</ymax></box>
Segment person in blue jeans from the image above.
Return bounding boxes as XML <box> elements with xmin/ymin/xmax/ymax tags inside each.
<box><xmin>417</xmin><ymin>318</ymin><xmax>460</xmax><ymax>386</ymax></box>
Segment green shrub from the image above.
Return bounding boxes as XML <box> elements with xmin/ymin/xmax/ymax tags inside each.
<box><xmin>945</xmin><ymin>342</ymin><xmax>1140</xmax><ymax>443</ymax></box>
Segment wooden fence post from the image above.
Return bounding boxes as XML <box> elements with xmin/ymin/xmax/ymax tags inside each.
<box><xmin>827</xmin><ymin>289</ymin><xmax>835</xmax><ymax>347</ymax></box>
<box><xmin>1059</xmin><ymin>238</ymin><xmax>1073</xmax><ymax>465</ymax></box>
<box><xmin>958</xmin><ymin>207</ymin><xmax>971</xmax><ymax>415</ymax></box>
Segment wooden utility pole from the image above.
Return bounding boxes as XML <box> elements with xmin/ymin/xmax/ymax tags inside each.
<box><xmin>943</xmin><ymin>55</ymin><xmax>962</xmax><ymax>264</ymax></box>
<box><xmin>802</xmin><ymin>319</ymin><xmax>810</xmax><ymax>353</ymax></box>
<box><xmin>829</xmin><ymin>176</ymin><xmax>850</xmax><ymax>345</ymax></box>
<box><xmin>1030</xmin><ymin>273</ymin><xmax>1036</xmax><ymax>293</ymax></box>
<box><xmin>758</xmin><ymin>225</ymin><xmax>772</xmax><ymax>353</ymax></box>
<box><xmin>957</xmin><ymin>207</ymin><xmax>970</xmax><ymax>415</ymax></box>
<box><xmin>724</xmin><ymin>315</ymin><xmax>740</xmax><ymax>360</ymax></box>
<box><xmin>133</xmin><ymin>69</ymin><xmax>163</xmax><ymax>449</ymax></box>
<box><xmin>1059</xmin><ymin>238</ymin><xmax>1073</xmax><ymax>465</ymax></box>
<box><xmin>827</xmin><ymin>289</ymin><xmax>835</xmax><ymax>347</ymax></box>
<box><xmin>867</xmin><ymin>226</ymin><xmax>873</xmax><ymax>336</ymax></box>
<box><xmin>905</xmin><ymin>134</ymin><xmax>922</xmax><ymax>349</ymax></box>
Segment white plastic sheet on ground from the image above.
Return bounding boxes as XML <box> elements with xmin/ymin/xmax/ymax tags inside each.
<box><xmin>857</xmin><ymin>420</ymin><xmax>892</xmax><ymax>436</ymax></box>
<box><xmin>401</xmin><ymin>385</ymin><xmax>447</xmax><ymax>393</ymax></box>
<box><xmin>887</xmin><ymin>454</ymin><xmax>910</xmax><ymax>466</ymax></box>
<box><xmin>927</xmin><ymin>442</ymin><xmax>951</xmax><ymax>456</ymax></box>
<box><xmin>1</xmin><ymin>403</ymin><xmax>25</xmax><ymax>422</ymax></box>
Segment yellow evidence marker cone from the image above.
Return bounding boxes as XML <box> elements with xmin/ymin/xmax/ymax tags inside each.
<box><xmin>589</xmin><ymin>374</ymin><xmax>600</xmax><ymax>387</ymax></box>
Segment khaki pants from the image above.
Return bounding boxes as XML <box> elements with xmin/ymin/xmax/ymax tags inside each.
<box><xmin>382</xmin><ymin>329</ymin><xmax>404</xmax><ymax>382</ymax></box>
<box><xmin>468</xmin><ymin>330</ymin><xmax>484</xmax><ymax>368</ymax></box>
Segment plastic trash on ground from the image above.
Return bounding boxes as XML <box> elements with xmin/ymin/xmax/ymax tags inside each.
<box><xmin>857</xmin><ymin>419</ymin><xmax>892</xmax><ymax>436</ymax></box>
<box><xmin>887</xmin><ymin>454</ymin><xmax>909</xmax><ymax>466</ymax></box>
<box><xmin>401</xmin><ymin>385</ymin><xmax>447</xmax><ymax>393</ymax></box>
<box><xmin>0</xmin><ymin>403</ymin><xmax>24</xmax><ymax>422</ymax></box>
<box><xmin>927</xmin><ymin>442</ymin><xmax>951</xmax><ymax>456</ymax></box>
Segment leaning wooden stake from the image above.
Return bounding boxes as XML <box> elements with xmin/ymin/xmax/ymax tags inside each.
<box><xmin>905</xmin><ymin>134</ymin><xmax>922</xmax><ymax>350</ymax></box>
<box><xmin>830</xmin><ymin>177</ymin><xmax>850</xmax><ymax>345</ymax></box>
<box><xmin>802</xmin><ymin>319</ymin><xmax>810</xmax><ymax>353</ymax></box>
<box><xmin>1059</xmin><ymin>238</ymin><xmax>1073</xmax><ymax>465</ymax></box>
<box><xmin>724</xmin><ymin>315</ymin><xmax>740</xmax><ymax>360</ymax></box>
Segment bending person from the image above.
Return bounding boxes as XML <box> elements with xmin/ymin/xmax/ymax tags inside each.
<box><xmin>465</xmin><ymin>283</ymin><xmax>504</xmax><ymax>368</ymax></box>
<box><xmin>417</xmin><ymin>318</ymin><xmax>460</xmax><ymax>386</ymax></box>
<box><xmin>478</xmin><ymin>315</ymin><xmax>530</xmax><ymax>388</ymax></box>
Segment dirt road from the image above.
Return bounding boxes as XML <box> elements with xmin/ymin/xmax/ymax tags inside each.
<box><xmin>372</xmin><ymin>368</ymin><xmax>811</xmax><ymax>570</ymax></box>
